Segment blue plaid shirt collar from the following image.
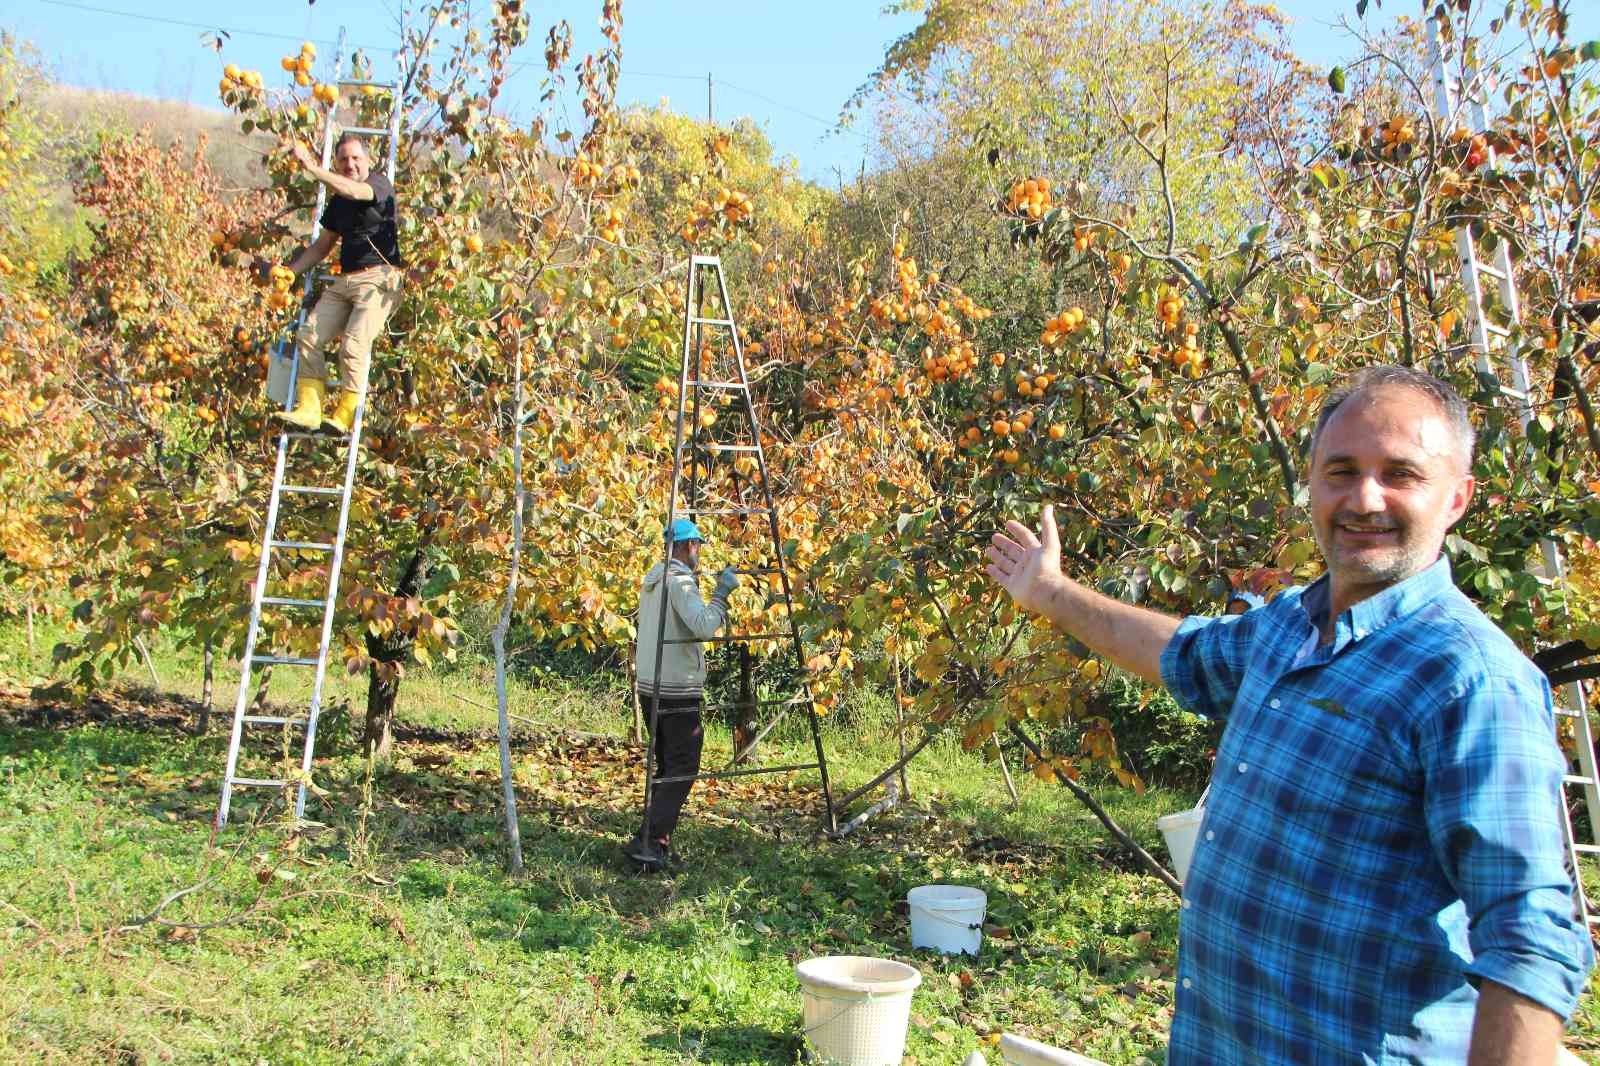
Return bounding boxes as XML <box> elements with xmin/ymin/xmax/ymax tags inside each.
<box><xmin>1297</xmin><ymin>553</ymin><xmax>1453</xmax><ymax>655</ymax></box>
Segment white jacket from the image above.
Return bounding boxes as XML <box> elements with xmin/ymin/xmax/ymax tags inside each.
<box><xmin>634</xmin><ymin>559</ymin><xmax>726</xmax><ymax>697</ymax></box>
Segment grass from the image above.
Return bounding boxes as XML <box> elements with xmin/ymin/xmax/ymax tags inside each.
<box><xmin>1</xmin><ymin>619</ymin><xmax>1597</xmax><ymax>1064</ymax></box>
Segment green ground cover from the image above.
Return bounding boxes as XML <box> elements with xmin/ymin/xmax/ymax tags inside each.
<box><xmin>0</xmin><ymin>623</ymin><xmax>1596</xmax><ymax>1064</ymax></box>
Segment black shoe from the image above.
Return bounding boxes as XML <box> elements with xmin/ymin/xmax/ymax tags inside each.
<box><xmin>623</xmin><ymin>833</ymin><xmax>667</xmax><ymax>870</ymax></box>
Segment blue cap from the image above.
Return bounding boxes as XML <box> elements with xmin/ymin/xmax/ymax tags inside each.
<box><xmin>667</xmin><ymin>518</ymin><xmax>704</xmax><ymax>544</ymax></box>
<box><xmin>1226</xmin><ymin>590</ymin><xmax>1265</xmax><ymax>611</ymax></box>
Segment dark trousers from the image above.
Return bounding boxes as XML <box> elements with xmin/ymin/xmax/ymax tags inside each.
<box><xmin>641</xmin><ymin>691</ymin><xmax>704</xmax><ymax>842</ymax></box>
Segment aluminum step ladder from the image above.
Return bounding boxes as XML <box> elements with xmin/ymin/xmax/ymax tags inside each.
<box><xmin>215</xmin><ymin>29</ymin><xmax>407</xmax><ymax>829</ymax></box>
<box><xmin>639</xmin><ymin>255</ymin><xmax>838</xmax><ymax>841</ymax></box>
<box><xmin>1428</xmin><ymin>19</ymin><xmax>1600</xmax><ymax>926</ymax></box>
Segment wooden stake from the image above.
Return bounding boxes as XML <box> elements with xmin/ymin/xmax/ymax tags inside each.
<box><xmin>993</xmin><ymin>734</ymin><xmax>1019</xmax><ymax>808</ymax></box>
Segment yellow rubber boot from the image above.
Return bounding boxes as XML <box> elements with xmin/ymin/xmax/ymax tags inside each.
<box><xmin>322</xmin><ymin>389</ymin><xmax>361</xmax><ymax>435</ymax></box>
<box><xmin>272</xmin><ymin>377</ymin><xmax>326</xmax><ymax>430</ymax></box>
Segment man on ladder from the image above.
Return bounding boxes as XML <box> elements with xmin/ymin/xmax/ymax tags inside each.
<box><xmin>627</xmin><ymin>518</ymin><xmax>739</xmax><ymax>870</ymax></box>
<box><xmin>265</xmin><ymin>131</ymin><xmax>403</xmax><ymax>434</ymax></box>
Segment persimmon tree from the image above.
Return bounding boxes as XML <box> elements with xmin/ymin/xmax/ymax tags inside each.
<box><xmin>42</xmin><ymin>0</ymin><xmax>632</xmax><ymax>762</ymax></box>
<box><xmin>814</xmin><ymin>0</ymin><xmax>1600</xmax><ymax>797</ymax></box>
<box><xmin>0</xmin><ymin>40</ymin><xmax>78</xmax><ymax>650</ymax></box>
<box><xmin>15</xmin><ymin>0</ymin><xmax>1600</xmax><ymax>864</ymax></box>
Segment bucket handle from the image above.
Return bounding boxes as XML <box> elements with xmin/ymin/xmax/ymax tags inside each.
<box><xmin>912</xmin><ymin>905</ymin><xmax>983</xmax><ymax>931</ymax></box>
<box><xmin>800</xmin><ymin>986</ymin><xmax>901</xmax><ymax>1036</ymax></box>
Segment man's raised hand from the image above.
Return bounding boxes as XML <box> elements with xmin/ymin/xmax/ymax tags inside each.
<box><xmin>984</xmin><ymin>503</ymin><xmax>1063</xmax><ymax>617</ymax></box>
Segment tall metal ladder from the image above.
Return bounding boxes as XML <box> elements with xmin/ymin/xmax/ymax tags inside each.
<box><xmin>640</xmin><ymin>255</ymin><xmax>838</xmax><ymax>842</ymax></box>
<box><xmin>214</xmin><ymin>31</ymin><xmax>407</xmax><ymax>830</ymax></box>
<box><xmin>1428</xmin><ymin>19</ymin><xmax>1600</xmax><ymax>926</ymax></box>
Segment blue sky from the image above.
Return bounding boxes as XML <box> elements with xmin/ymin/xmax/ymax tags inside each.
<box><xmin>7</xmin><ymin>1</ymin><xmax>1599</xmax><ymax>183</ymax></box>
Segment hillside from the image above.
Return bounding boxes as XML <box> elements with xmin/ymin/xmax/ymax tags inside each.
<box><xmin>21</xmin><ymin>80</ymin><xmax>278</xmax><ymax>254</ymax></box>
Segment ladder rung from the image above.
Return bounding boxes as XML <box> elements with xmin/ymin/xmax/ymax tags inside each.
<box><xmin>680</xmin><ymin>507</ymin><xmax>772</xmax><ymax>516</ymax></box>
<box><xmin>1476</xmin><ymin>263</ymin><xmax>1507</xmax><ymax>281</ymax></box>
<box><xmin>260</xmin><ymin>596</ymin><xmax>324</xmax><ymax>608</ymax></box>
<box><xmin>664</xmin><ymin>633</ymin><xmax>788</xmax><ymax>645</ymax></box>
<box><xmin>654</xmin><ymin>762</ymin><xmax>818</xmax><ymax>785</ymax></box>
<box><xmin>242</xmin><ymin>715</ymin><xmax>306</xmax><ymax>727</ymax></box>
<box><xmin>337</xmin><ymin>79</ymin><xmax>396</xmax><ymax>89</ymax></box>
<box><xmin>341</xmin><ymin>126</ymin><xmax>391</xmax><ymax>137</ymax></box>
<box><xmin>1481</xmin><ymin>321</ymin><xmax>1511</xmax><ymax>338</ymax></box>
<box><xmin>1564</xmin><ymin>774</ymin><xmax>1596</xmax><ymax>787</ymax></box>
<box><xmin>682</xmin><ymin>443</ymin><xmax>760</xmax><ymax>453</ymax></box>
<box><xmin>280</xmin><ymin>484</ymin><xmax>343</xmax><ymax>497</ymax></box>
<box><xmin>685</xmin><ymin>380</ymin><xmax>747</xmax><ymax>390</ymax></box>
<box><xmin>1555</xmin><ymin>707</ymin><xmax>1583</xmax><ymax>719</ymax></box>
<box><xmin>284</xmin><ymin>430</ymin><xmax>344</xmax><ymax>441</ymax></box>
<box><xmin>689</xmin><ymin>317</ymin><xmax>735</xmax><ymax>327</ymax></box>
<box><xmin>1572</xmin><ymin>843</ymin><xmax>1600</xmax><ymax>855</ymax></box>
<box><xmin>229</xmin><ymin>777</ymin><xmax>288</xmax><ymax>788</ymax></box>
<box><xmin>270</xmin><ymin>539</ymin><xmax>335</xmax><ymax>552</ymax></box>
<box><xmin>735</xmin><ymin>566</ymin><xmax>784</xmax><ymax>576</ymax></box>
<box><xmin>251</xmin><ymin>655</ymin><xmax>320</xmax><ymax>667</ymax></box>
<box><xmin>1588</xmin><ymin>914</ymin><xmax>1600</xmax><ymax>927</ymax></box>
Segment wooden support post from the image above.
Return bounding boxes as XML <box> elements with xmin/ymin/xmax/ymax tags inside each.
<box><xmin>993</xmin><ymin>734</ymin><xmax>1019</xmax><ymax>808</ymax></box>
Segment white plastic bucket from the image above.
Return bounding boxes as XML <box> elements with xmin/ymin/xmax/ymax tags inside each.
<box><xmin>265</xmin><ymin>345</ymin><xmax>294</xmax><ymax>406</ymax></box>
<box><xmin>999</xmin><ymin>1032</ymin><xmax>1110</xmax><ymax>1066</ymax></box>
<box><xmin>1156</xmin><ymin>806</ymin><xmax>1204</xmax><ymax>883</ymax></box>
<box><xmin>907</xmin><ymin>884</ymin><xmax>987</xmax><ymax>956</ymax></box>
<box><xmin>795</xmin><ymin>955</ymin><xmax>921</xmax><ymax>1066</ymax></box>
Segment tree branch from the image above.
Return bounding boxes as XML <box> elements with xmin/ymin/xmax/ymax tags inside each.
<box><xmin>1007</xmin><ymin>722</ymin><xmax>1182</xmax><ymax>895</ymax></box>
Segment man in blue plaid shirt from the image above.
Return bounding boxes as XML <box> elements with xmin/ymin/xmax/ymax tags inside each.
<box><xmin>985</xmin><ymin>366</ymin><xmax>1593</xmax><ymax>1064</ymax></box>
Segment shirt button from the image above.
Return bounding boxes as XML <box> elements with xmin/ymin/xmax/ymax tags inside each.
<box><xmin>1269</xmin><ymin>698</ymin><xmax>1281</xmax><ymax>709</ymax></box>
<box><xmin>1182</xmin><ymin>978</ymin><xmax>1192</xmax><ymax>989</ymax></box>
<box><xmin>1205</xmin><ymin>830</ymin><xmax>1215</xmax><ymax>841</ymax></box>
<box><xmin>1237</xmin><ymin>762</ymin><xmax>1249</xmax><ymax>774</ymax></box>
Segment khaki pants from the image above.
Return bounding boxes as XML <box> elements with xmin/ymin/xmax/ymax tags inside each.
<box><xmin>294</xmin><ymin>265</ymin><xmax>402</xmax><ymax>395</ymax></box>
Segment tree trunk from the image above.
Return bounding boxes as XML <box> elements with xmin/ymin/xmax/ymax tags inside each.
<box><xmin>364</xmin><ymin>661</ymin><xmax>399</xmax><ymax>763</ymax></box>
<box><xmin>25</xmin><ymin>601</ymin><xmax>34</xmax><ymax>659</ymax></box>
<box><xmin>198</xmin><ymin>637</ymin><xmax>215</xmax><ymax>735</ymax></box>
<box><xmin>363</xmin><ymin>547</ymin><xmax>430</xmax><ymax>763</ymax></box>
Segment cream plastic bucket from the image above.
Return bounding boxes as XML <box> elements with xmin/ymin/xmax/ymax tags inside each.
<box><xmin>907</xmin><ymin>884</ymin><xmax>987</xmax><ymax>955</ymax></box>
<box><xmin>795</xmin><ymin>955</ymin><xmax>921</xmax><ymax>1066</ymax></box>
<box><xmin>1156</xmin><ymin>806</ymin><xmax>1204</xmax><ymax>883</ymax></box>
<box><xmin>1157</xmin><ymin>785</ymin><xmax>1209</xmax><ymax>883</ymax></box>
<box><xmin>265</xmin><ymin>344</ymin><xmax>294</xmax><ymax>406</ymax></box>
<box><xmin>999</xmin><ymin>1032</ymin><xmax>1110</xmax><ymax>1066</ymax></box>
<box><xmin>793</xmin><ymin>953</ymin><xmax>921</xmax><ymax>1062</ymax></box>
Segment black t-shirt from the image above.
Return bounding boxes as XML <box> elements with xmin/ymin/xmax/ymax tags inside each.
<box><xmin>320</xmin><ymin>171</ymin><xmax>404</xmax><ymax>273</ymax></box>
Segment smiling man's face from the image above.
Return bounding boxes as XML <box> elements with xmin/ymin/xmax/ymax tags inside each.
<box><xmin>1309</xmin><ymin>385</ymin><xmax>1475</xmax><ymax>617</ymax></box>
<box><xmin>334</xmin><ymin>139</ymin><xmax>371</xmax><ymax>181</ymax></box>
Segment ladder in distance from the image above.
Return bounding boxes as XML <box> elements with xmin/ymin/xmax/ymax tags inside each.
<box><xmin>214</xmin><ymin>30</ymin><xmax>407</xmax><ymax>830</ymax></box>
<box><xmin>1428</xmin><ymin>19</ymin><xmax>1600</xmax><ymax>926</ymax></box>
<box><xmin>641</xmin><ymin>254</ymin><xmax>838</xmax><ymax>836</ymax></box>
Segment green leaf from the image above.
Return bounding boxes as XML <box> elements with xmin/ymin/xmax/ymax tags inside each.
<box><xmin>1581</xmin><ymin>40</ymin><xmax>1600</xmax><ymax>62</ymax></box>
<box><xmin>1328</xmin><ymin>66</ymin><xmax>1347</xmax><ymax>94</ymax></box>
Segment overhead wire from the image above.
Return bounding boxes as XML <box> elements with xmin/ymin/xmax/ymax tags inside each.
<box><xmin>33</xmin><ymin>0</ymin><xmax>387</xmax><ymax>51</ymax></box>
<box><xmin>30</xmin><ymin>1</ymin><xmax>871</xmax><ymax>147</ymax></box>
